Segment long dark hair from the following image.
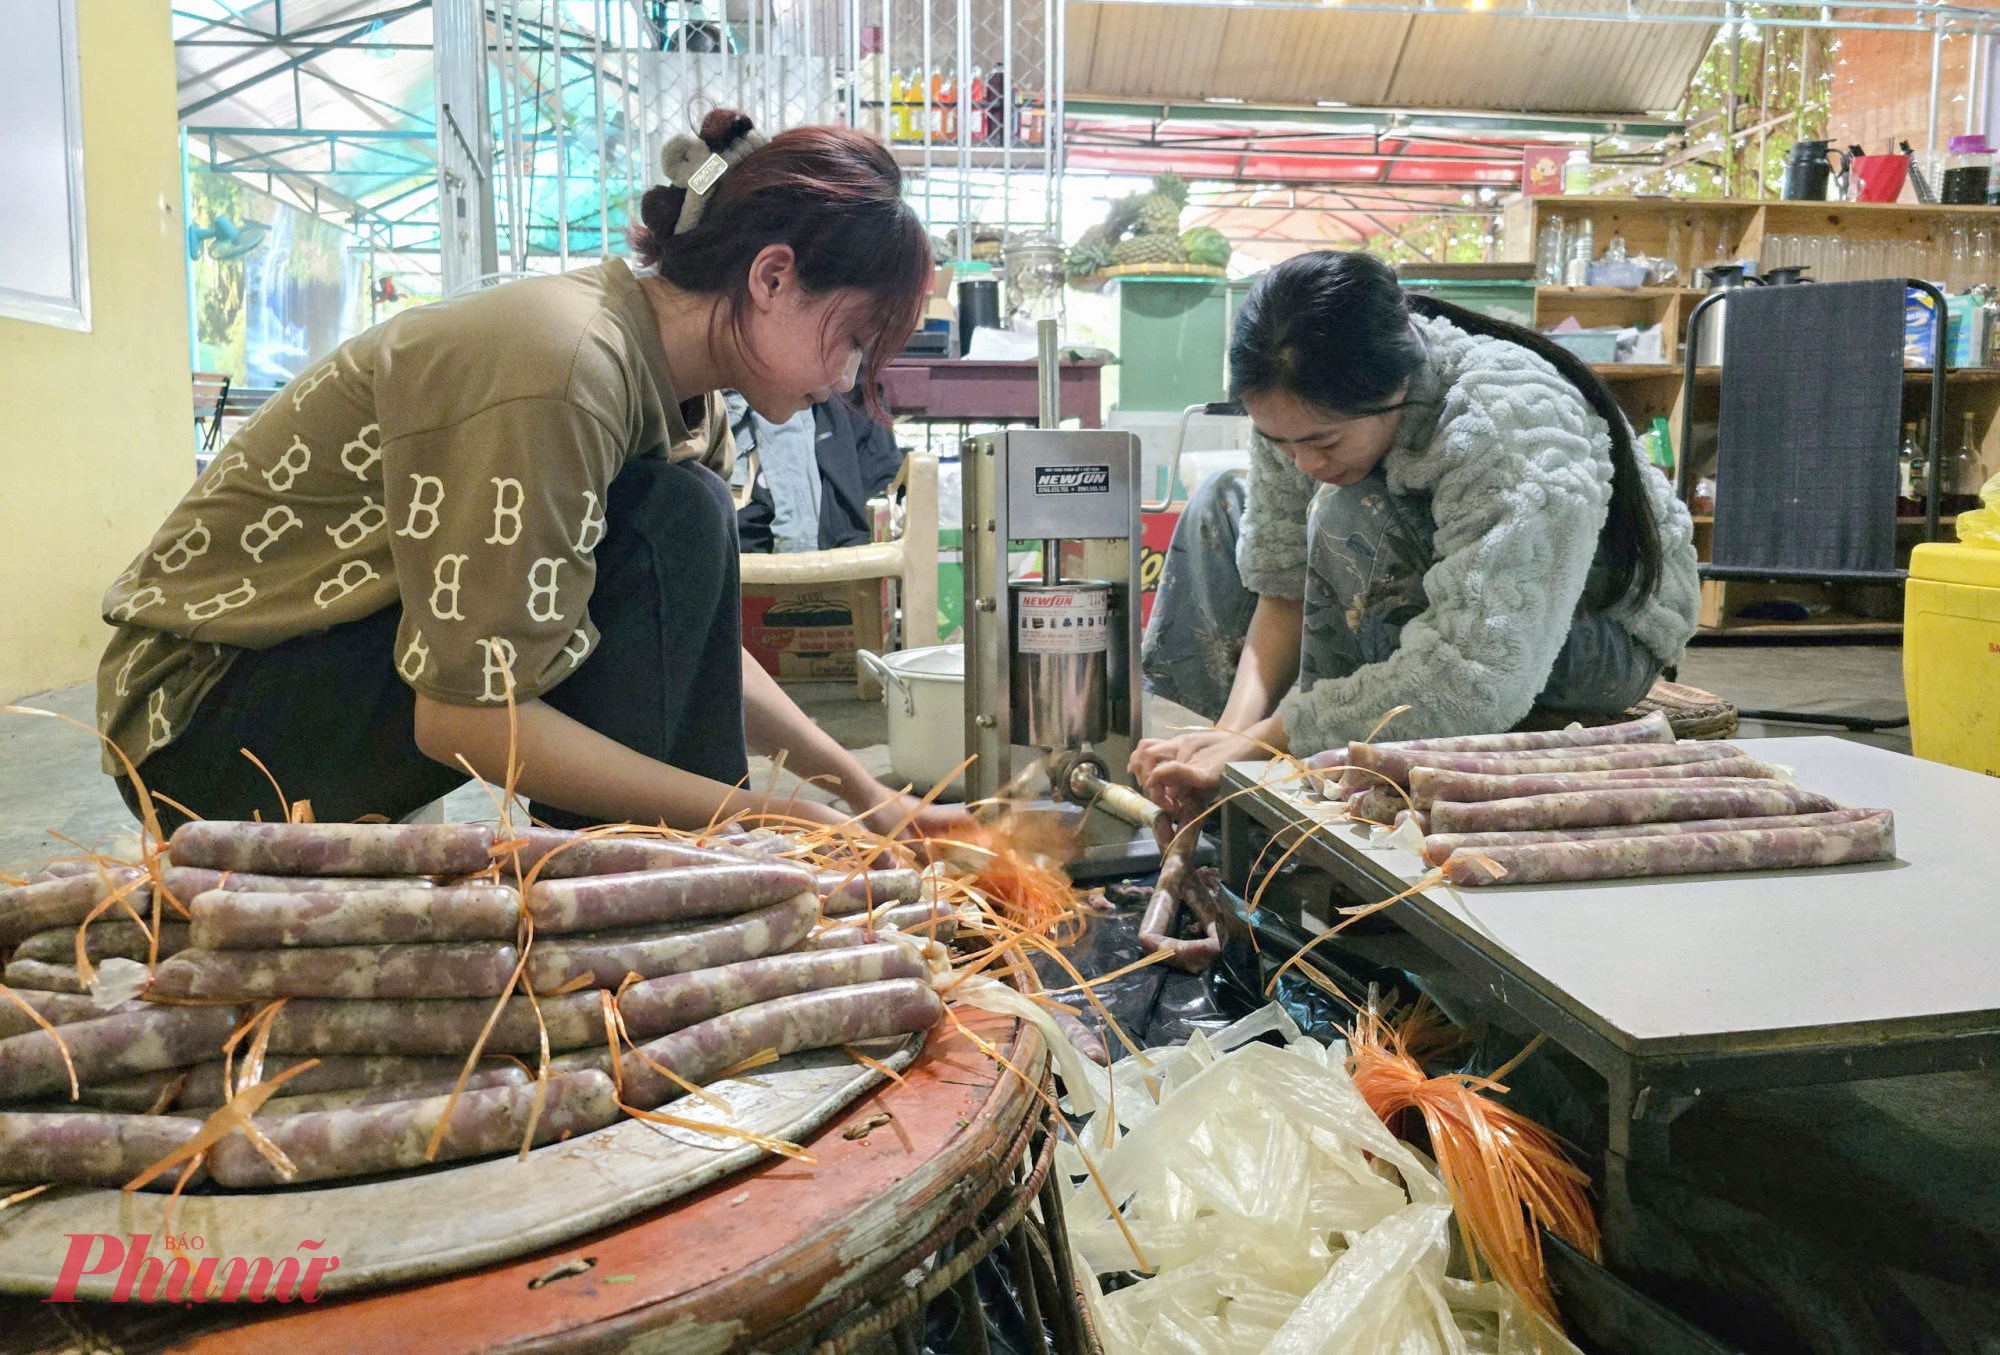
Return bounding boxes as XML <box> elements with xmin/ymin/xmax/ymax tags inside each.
<box><xmin>1229</xmin><ymin>251</ymin><xmax>1664</xmax><ymax>605</ymax></box>
<box><xmin>628</xmin><ymin>109</ymin><xmax>932</xmax><ymax>421</ymax></box>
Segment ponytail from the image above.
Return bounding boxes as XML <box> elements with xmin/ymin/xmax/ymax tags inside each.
<box><xmin>1230</xmin><ymin>251</ymin><xmax>1665</xmax><ymax>605</ymax></box>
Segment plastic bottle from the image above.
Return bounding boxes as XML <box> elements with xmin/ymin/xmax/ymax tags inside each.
<box><xmin>1563</xmin><ymin>149</ymin><xmax>1591</xmax><ymax>194</ymax></box>
<box><xmin>1944</xmin><ymin>135</ymin><xmax>1993</xmax><ymax>205</ymax></box>
<box><xmin>939</xmin><ymin>67</ymin><xmax>958</xmax><ymax>141</ymax></box>
<box><xmin>983</xmin><ymin>63</ymin><xmax>1007</xmax><ymax>146</ymax></box>
<box><xmin>890</xmin><ymin>71</ymin><xmax>914</xmax><ymax>142</ymax></box>
<box><xmin>1536</xmin><ymin>215</ymin><xmax>1565</xmax><ymax>285</ymax></box>
<box><xmin>968</xmin><ymin>68</ymin><xmax>988</xmax><ymax>144</ymax></box>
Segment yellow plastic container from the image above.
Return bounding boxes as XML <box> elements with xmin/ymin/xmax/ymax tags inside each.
<box><xmin>1904</xmin><ymin>543</ymin><xmax>2000</xmax><ymax>778</ymax></box>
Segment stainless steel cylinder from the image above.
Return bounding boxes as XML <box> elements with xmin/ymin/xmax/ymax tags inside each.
<box><xmin>1010</xmin><ymin>581</ymin><xmax>1111</xmax><ymax>748</ymax></box>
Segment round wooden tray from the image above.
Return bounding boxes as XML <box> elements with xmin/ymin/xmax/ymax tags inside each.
<box><xmin>0</xmin><ymin>1035</ymin><xmax>922</xmax><ymax>1305</ymax></box>
<box><xmin>0</xmin><ymin>1010</ymin><xmax>1048</xmax><ymax>1353</ymax></box>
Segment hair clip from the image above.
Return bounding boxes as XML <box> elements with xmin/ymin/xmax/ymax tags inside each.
<box><xmin>688</xmin><ymin>153</ymin><xmax>728</xmax><ymax>196</ymax></box>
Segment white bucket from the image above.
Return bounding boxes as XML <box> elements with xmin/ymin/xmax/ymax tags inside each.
<box><xmin>857</xmin><ymin>645</ymin><xmax>966</xmax><ymax>796</ymax></box>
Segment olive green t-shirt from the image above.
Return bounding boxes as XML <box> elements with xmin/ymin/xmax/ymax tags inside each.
<box><xmin>98</xmin><ymin>259</ymin><xmax>733</xmax><ymax>772</ymax></box>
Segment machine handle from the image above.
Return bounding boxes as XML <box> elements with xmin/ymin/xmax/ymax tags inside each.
<box><xmin>856</xmin><ymin>649</ymin><xmax>915</xmax><ymax>717</ymax></box>
<box><xmin>1139</xmin><ymin>401</ymin><xmax>1246</xmax><ymax>513</ymax></box>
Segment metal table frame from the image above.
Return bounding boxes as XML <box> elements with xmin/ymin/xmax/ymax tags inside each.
<box><xmin>1217</xmin><ymin>757</ymin><xmax>2000</xmax><ymax>1258</ymax></box>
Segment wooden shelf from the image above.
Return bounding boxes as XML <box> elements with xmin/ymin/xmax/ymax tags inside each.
<box><xmin>1538</xmin><ymin>286</ymin><xmax>1699</xmax><ymax>299</ymax></box>
<box><xmin>1696</xmin><ymin>616</ymin><xmax>1905</xmax><ymax>638</ymax></box>
<box><xmin>1681</xmin><ymin>367</ymin><xmax>2000</xmax><ymax>385</ymax></box>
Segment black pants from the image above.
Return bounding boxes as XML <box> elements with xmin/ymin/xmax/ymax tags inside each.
<box><xmin>121</xmin><ymin>458</ymin><xmax>749</xmax><ymax>830</ymax></box>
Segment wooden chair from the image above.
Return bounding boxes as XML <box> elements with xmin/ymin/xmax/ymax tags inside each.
<box><xmin>739</xmin><ymin>450</ymin><xmax>940</xmax><ymax>696</ymax></box>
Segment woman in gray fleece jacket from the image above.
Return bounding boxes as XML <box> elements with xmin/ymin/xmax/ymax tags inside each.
<box><xmin>1134</xmin><ymin>251</ymin><xmax>1700</xmax><ymax>814</ymax></box>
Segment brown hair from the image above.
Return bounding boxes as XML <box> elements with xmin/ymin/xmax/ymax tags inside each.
<box><xmin>630</xmin><ymin>109</ymin><xmax>931</xmax><ymax>422</ymax></box>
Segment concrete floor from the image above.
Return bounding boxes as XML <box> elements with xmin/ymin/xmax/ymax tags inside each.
<box><xmin>0</xmin><ymin>642</ymin><xmax>1908</xmax><ymax>869</ymax></box>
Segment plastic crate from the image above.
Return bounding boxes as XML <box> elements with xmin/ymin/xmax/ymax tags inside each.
<box><xmin>1904</xmin><ymin>542</ymin><xmax>2000</xmax><ymax>779</ymax></box>
<box><xmin>1398</xmin><ymin>277</ymin><xmax>1538</xmax><ymax>328</ymax></box>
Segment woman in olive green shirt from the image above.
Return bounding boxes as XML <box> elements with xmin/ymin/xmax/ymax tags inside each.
<box><xmin>101</xmin><ymin>110</ymin><xmax>959</xmax><ymax>838</ymax></box>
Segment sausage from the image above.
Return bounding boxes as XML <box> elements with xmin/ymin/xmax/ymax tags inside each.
<box><xmin>1419</xmin><ymin>808</ymin><xmax>1887</xmax><ymax>868</ymax></box>
<box><xmin>1345</xmin><ymin>787</ymin><xmax>1406</xmax><ymax>823</ymax></box>
<box><xmin>1409</xmin><ymin>774</ymin><xmax>1778</xmax><ymax>813</ymax></box>
<box><xmin>74</xmin><ymin>1068</ymin><xmax>192</xmax><ymax>1113</ymax></box>
<box><xmin>1441</xmin><ymin>811</ymin><xmax>1895</xmax><ymax>886</ymax></box>
<box><xmin>1345</xmin><ymin>739</ymin><xmax>1739</xmax><ymax>793</ymax></box>
<box><xmin>0</xmin><ymin>1005</ymin><xmax>242</xmax><ymax>1103</ymax></box>
<box><xmin>1393</xmin><ymin>809</ymin><xmax>1431</xmax><ymax>835</ymax></box>
<box><xmin>0</xmin><ymin>990</ymin><xmax>143</xmax><ymax>1040</ymax></box>
<box><xmin>616</xmin><ymin>943</ymin><xmax>930</xmax><ymax>1040</ymax></box>
<box><xmin>618</xmin><ymin>978</ymin><xmax>944</xmax><ymax>1109</ymax></box>
<box><xmin>146</xmin><ymin>943</ymin><xmax>520</xmax><ymax>1002</ymax></box>
<box><xmin>525</xmin><ymin>893</ymin><xmax>816</xmax><ymax>991</ymax></box>
<box><xmin>263</xmin><ymin>990</ymin><xmax>611</xmax><ymax>1057</ymax></box>
<box><xmin>497</xmin><ymin>826</ymin><xmax>750</xmax><ymax>879</ymax></box>
<box><xmin>256</xmin><ymin>1066</ymin><xmax>531</xmax><ymax>1117</ymax></box>
<box><xmin>1408</xmin><ymin>757</ymin><xmax>1784</xmax><ymax>807</ymax></box>
<box><xmin>2</xmin><ymin>960</ymin><xmax>90</xmax><ymax>994</ymax></box>
<box><xmin>816</xmin><ymin>869</ymin><xmax>925</xmax><ymax>917</ymax></box>
<box><xmin>167</xmin><ymin>822</ymin><xmax>496</xmax><ymax>878</ymax></box>
<box><xmin>1427</xmin><ymin>784</ymin><xmax>1842</xmax><ymax>835</ymax></box>
<box><xmin>180</xmin><ymin>1054</ymin><xmax>514</xmax><ymax>1109</ymax></box>
<box><xmin>1307</xmin><ymin>710</ymin><xmax>1675</xmax><ymax>769</ymax></box>
<box><xmin>1138</xmin><ymin>823</ymin><xmax>1219</xmax><ymax>974</ymax></box>
<box><xmin>0</xmin><ymin>870</ymin><xmax>147</xmax><ymax>948</ymax></box>
<box><xmin>30</xmin><ymin>861</ymin><xmax>99</xmax><ymax>882</ymax></box>
<box><xmin>188</xmin><ymin>885</ymin><xmax>521</xmax><ymax>949</ymax></box>
<box><xmin>14</xmin><ymin>922</ymin><xmax>191</xmax><ymax>965</ymax></box>
<box><xmin>526</xmin><ymin>861</ymin><xmax>816</xmax><ymax>934</ymax></box>
<box><xmin>160</xmin><ymin>866</ymin><xmax>437</xmax><ymax>902</ymax></box>
<box><xmin>206</xmin><ymin>1069</ymin><xmax>621</xmax><ymax>1187</ymax></box>
<box><xmin>0</xmin><ymin>1111</ymin><xmax>206</xmax><ymax>1190</ymax></box>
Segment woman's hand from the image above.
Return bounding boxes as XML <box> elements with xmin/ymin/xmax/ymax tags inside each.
<box><xmin>839</xmin><ymin>775</ymin><xmax>975</xmax><ymax>843</ymax></box>
<box><xmin>1129</xmin><ymin>728</ymin><xmax>1259</xmax><ymax>820</ymax></box>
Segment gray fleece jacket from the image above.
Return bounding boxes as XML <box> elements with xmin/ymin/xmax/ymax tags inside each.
<box><xmin>1237</xmin><ymin>312</ymin><xmax>1701</xmax><ymax>756</ymax></box>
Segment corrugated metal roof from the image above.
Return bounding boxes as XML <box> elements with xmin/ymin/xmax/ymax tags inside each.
<box><xmin>1067</xmin><ymin>1</ymin><xmax>1717</xmax><ymax>117</ymax></box>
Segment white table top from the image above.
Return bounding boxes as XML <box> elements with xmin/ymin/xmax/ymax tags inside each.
<box><xmin>1235</xmin><ymin>738</ymin><xmax>2000</xmax><ymax>1054</ymax></box>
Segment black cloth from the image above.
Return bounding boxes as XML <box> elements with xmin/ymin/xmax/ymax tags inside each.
<box><xmin>737</xmin><ymin>390</ymin><xmax>905</xmax><ymax>553</ymax></box>
<box><xmin>1711</xmin><ymin>279</ymin><xmax>1908</xmax><ymax>577</ymax></box>
<box><xmin>118</xmin><ymin>457</ymin><xmax>749</xmax><ymax>829</ymax></box>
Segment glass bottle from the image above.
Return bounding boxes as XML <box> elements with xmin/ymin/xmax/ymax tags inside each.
<box><xmin>1954</xmin><ymin>413</ymin><xmax>1984</xmax><ymax>512</ymax></box>
<box><xmin>1899</xmin><ymin>421</ymin><xmax>1920</xmax><ymax>509</ymax></box>
<box><xmin>1537</xmin><ymin>215</ymin><xmax>1566</xmax><ymax>285</ymax></box>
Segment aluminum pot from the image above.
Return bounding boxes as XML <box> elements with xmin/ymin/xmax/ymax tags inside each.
<box><xmin>857</xmin><ymin>645</ymin><xmax>966</xmax><ymax>795</ymax></box>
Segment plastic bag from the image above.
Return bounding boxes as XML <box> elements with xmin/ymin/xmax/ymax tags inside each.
<box><xmin>1956</xmin><ymin>471</ymin><xmax>2000</xmax><ymax>547</ymax></box>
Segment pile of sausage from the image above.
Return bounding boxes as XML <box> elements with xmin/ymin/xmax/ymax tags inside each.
<box><xmin>1309</xmin><ymin>711</ymin><xmax>1895</xmax><ymax>886</ymax></box>
<box><xmin>0</xmin><ymin>822</ymin><xmax>951</xmax><ymax>1192</ymax></box>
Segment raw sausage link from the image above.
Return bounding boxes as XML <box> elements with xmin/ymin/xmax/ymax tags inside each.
<box><xmin>0</xmin><ymin>1111</ymin><xmax>205</xmax><ymax>1190</ymax></box>
<box><xmin>30</xmin><ymin>861</ymin><xmax>99</xmax><ymax>882</ymax></box>
<box><xmin>167</xmin><ymin>822</ymin><xmax>495</xmax><ymax>878</ymax></box>
<box><xmin>1419</xmin><ymin>808</ymin><xmax>1886</xmax><ymax>868</ymax></box>
<box><xmin>264</xmin><ymin>990</ymin><xmax>610</xmax><ymax>1057</ymax></box>
<box><xmin>75</xmin><ymin>1067</ymin><xmax>193</xmax><ymax>1113</ymax></box>
<box><xmin>1346</xmin><ymin>787</ymin><xmax>1406</xmax><ymax>823</ymax></box>
<box><xmin>1308</xmin><ymin>710</ymin><xmax>1675</xmax><ymax>769</ymax></box>
<box><xmin>1441</xmin><ymin>811</ymin><xmax>1895</xmax><ymax>886</ymax></box>
<box><xmin>498</xmin><ymin>826</ymin><xmax>750</xmax><ymax>879</ymax></box>
<box><xmin>1408</xmin><ymin>773</ymin><xmax>1777</xmax><ymax>812</ymax></box>
<box><xmin>2</xmin><ymin>960</ymin><xmax>90</xmax><ymax>995</ymax></box>
<box><xmin>189</xmin><ymin>885</ymin><xmax>521</xmax><ymax>949</ymax></box>
<box><xmin>0</xmin><ymin>870</ymin><xmax>147</xmax><ymax>948</ymax></box>
<box><xmin>1393</xmin><ymin>809</ymin><xmax>1431</xmax><ymax>835</ymax></box>
<box><xmin>0</xmin><ymin>990</ymin><xmax>143</xmax><ymax>1040</ymax></box>
<box><xmin>816</xmin><ymin>869</ymin><xmax>925</xmax><ymax>917</ymax></box>
<box><xmin>180</xmin><ymin>1054</ymin><xmax>515</xmax><ymax>1109</ymax></box>
<box><xmin>618</xmin><ymin>943</ymin><xmax>929</xmax><ymax>1039</ymax></box>
<box><xmin>1345</xmin><ymin>739</ymin><xmax>1738</xmax><ymax>792</ymax></box>
<box><xmin>525</xmin><ymin>893</ymin><xmax>816</xmax><ymax>991</ymax></box>
<box><xmin>206</xmin><ymin>1069</ymin><xmax>621</xmax><ymax>1187</ymax></box>
<box><xmin>0</xmin><ymin>1005</ymin><xmax>242</xmax><ymax>1103</ymax></box>
<box><xmin>161</xmin><ymin>866</ymin><xmax>436</xmax><ymax>901</ymax></box>
<box><xmin>1428</xmin><ymin>784</ymin><xmax>1841</xmax><ymax>835</ymax></box>
<box><xmin>526</xmin><ymin>861</ymin><xmax>816</xmax><ymax>934</ymax></box>
<box><xmin>256</xmin><ymin>1066</ymin><xmax>530</xmax><ymax>1117</ymax></box>
<box><xmin>146</xmin><ymin>943</ymin><xmax>520</xmax><ymax>1001</ymax></box>
<box><xmin>15</xmin><ymin>921</ymin><xmax>192</xmax><ymax>965</ymax></box>
<box><xmin>1407</xmin><ymin>757</ymin><xmax>1782</xmax><ymax>807</ymax></box>
<box><xmin>618</xmin><ymin>978</ymin><xmax>944</xmax><ymax>1109</ymax></box>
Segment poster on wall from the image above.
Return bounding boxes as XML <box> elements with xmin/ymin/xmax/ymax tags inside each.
<box><xmin>0</xmin><ymin>0</ymin><xmax>89</xmax><ymax>331</ymax></box>
<box><xmin>188</xmin><ymin>170</ymin><xmax>356</xmax><ymax>386</ymax></box>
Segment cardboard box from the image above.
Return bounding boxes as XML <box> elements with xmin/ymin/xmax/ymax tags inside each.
<box><xmin>742</xmin><ymin>582</ymin><xmax>883</xmax><ymax>681</ymax></box>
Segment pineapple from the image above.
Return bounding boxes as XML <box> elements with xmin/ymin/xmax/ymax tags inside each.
<box><xmin>1067</xmin><ymin>232</ymin><xmax>1116</xmax><ymax>279</ymax></box>
<box><xmin>1113</xmin><ymin>232</ymin><xmax>1188</xmax><ymax>267</ymax></box>
<box><xmin>1136</xmin><ymin>173</ymin><xmax>1189</xmax><ymax>236</ymax></box>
